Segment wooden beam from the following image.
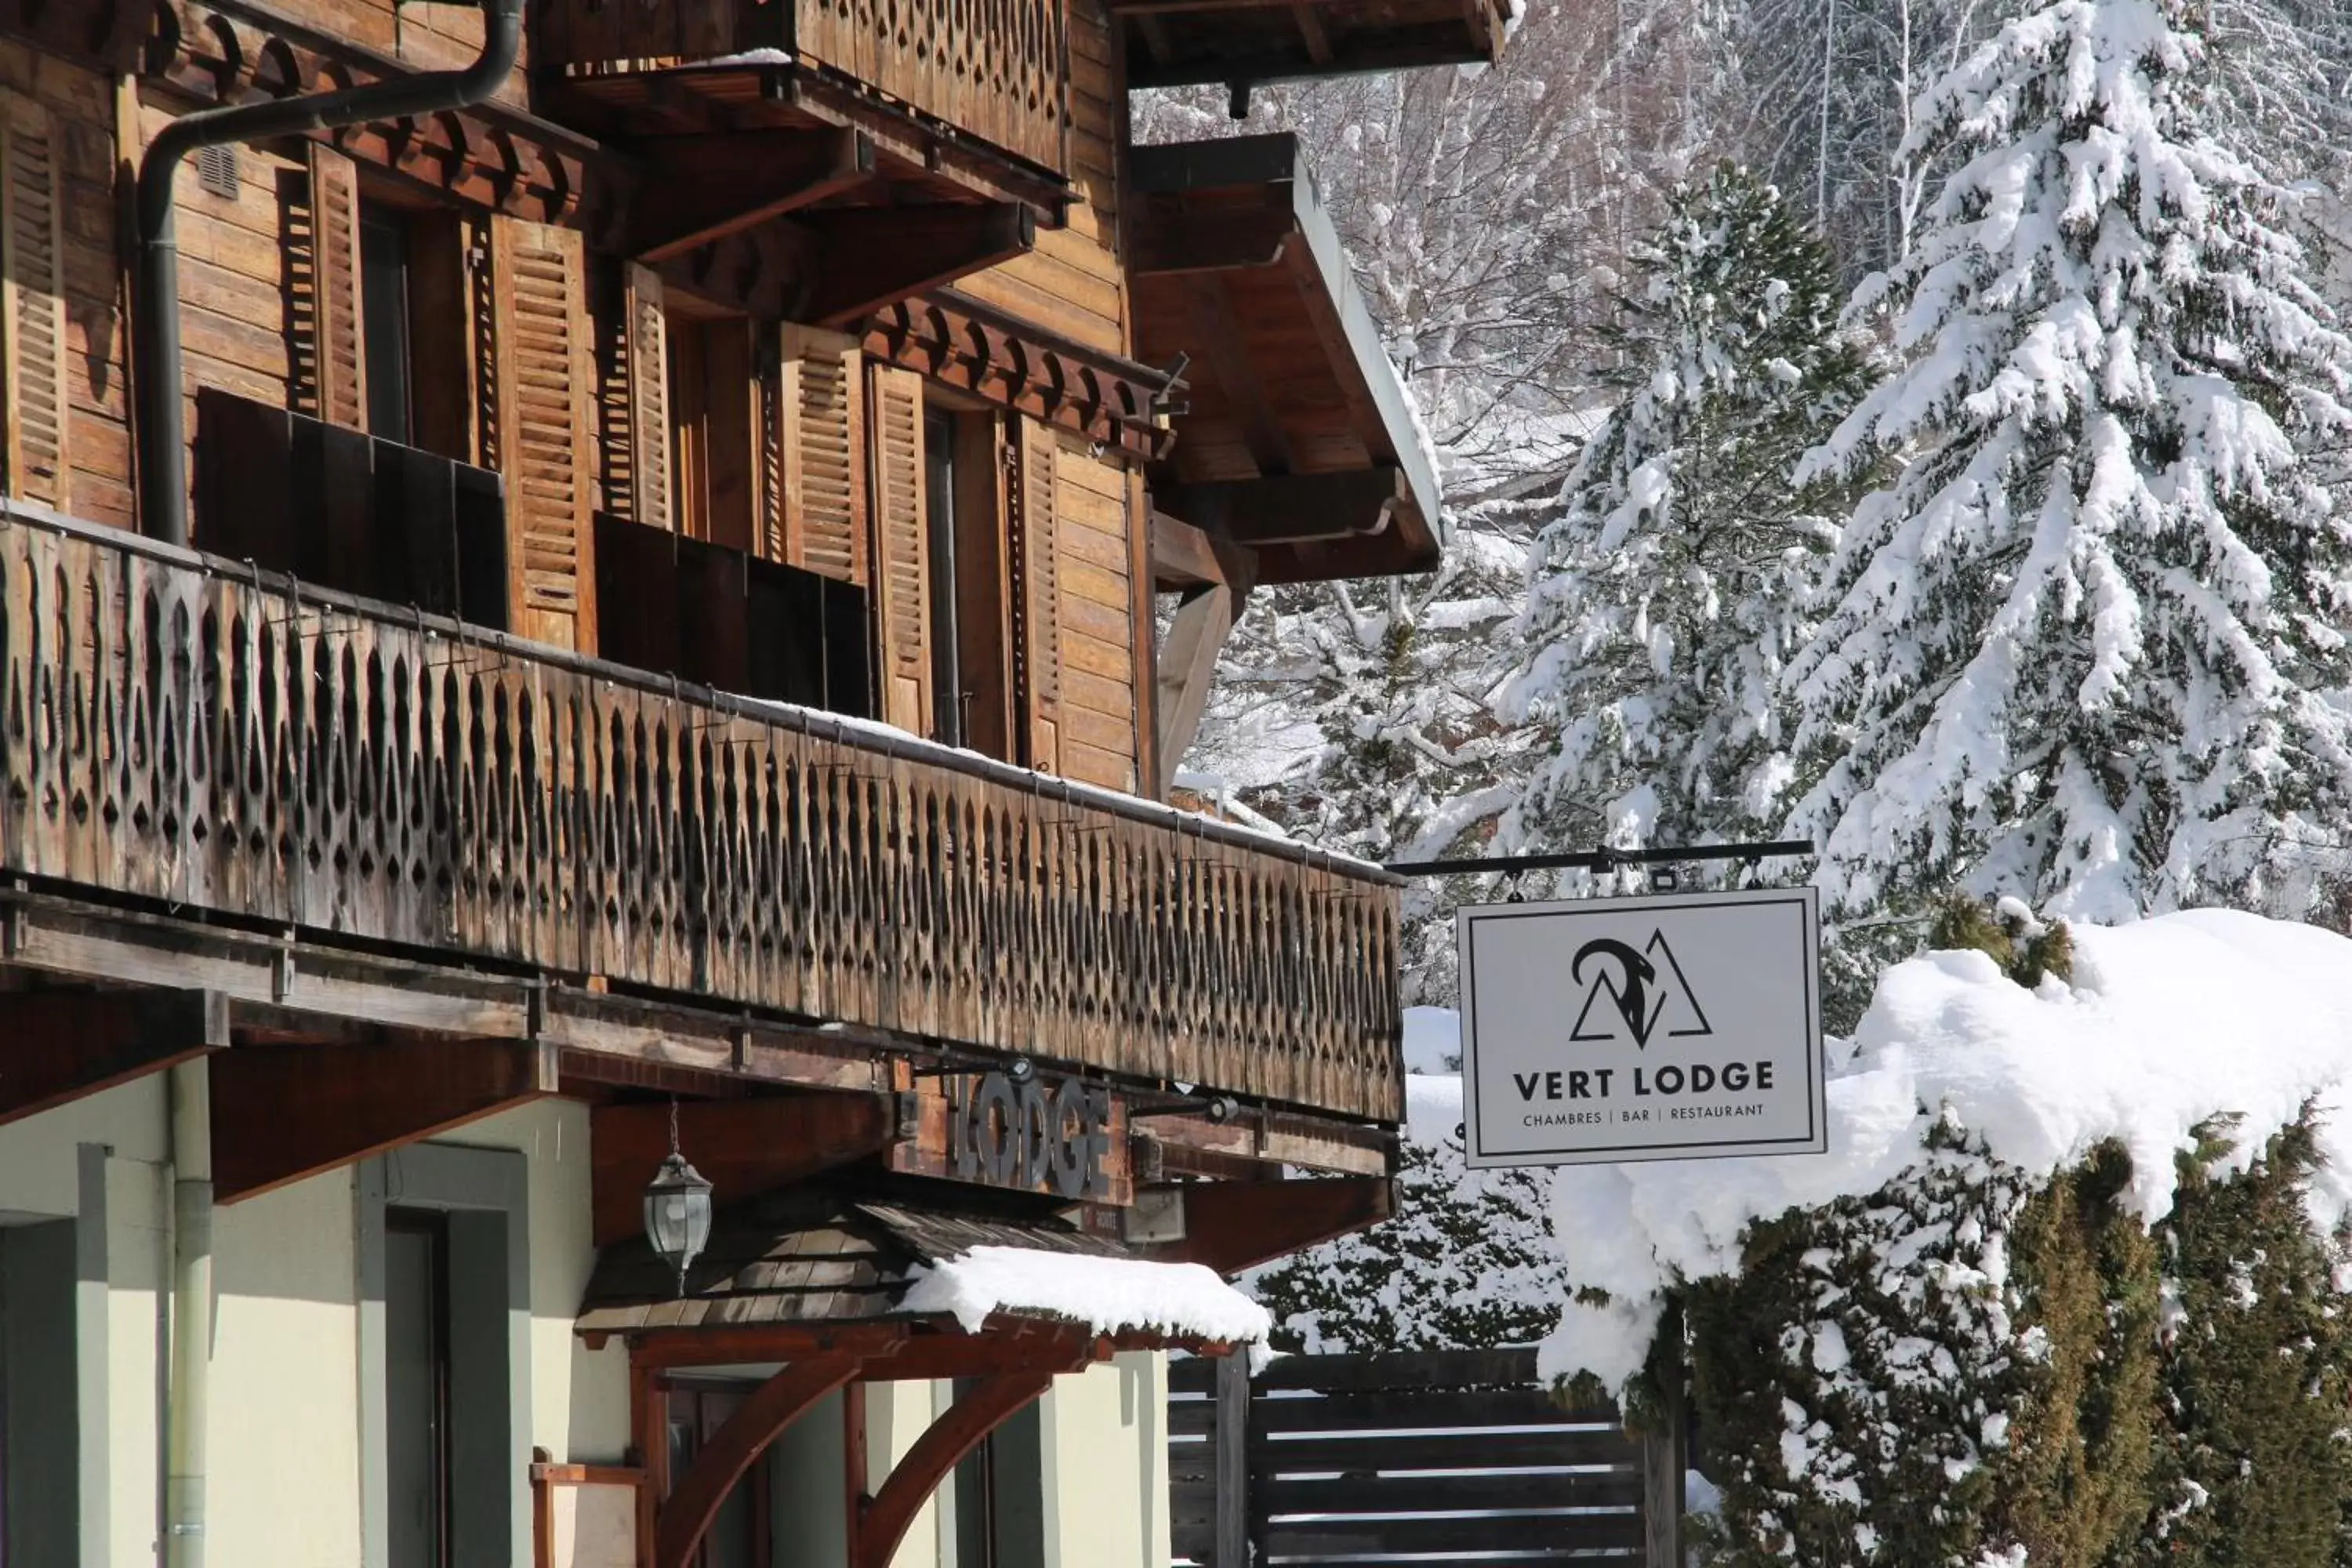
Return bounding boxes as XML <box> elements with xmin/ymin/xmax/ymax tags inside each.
<box><xmin>1138</xmin><ymin>1175</ymin><xmax>1393</xmax><ymax>1275</ymax></box>
<box><xmin>1138</xmin><ymin>1106</ymin><xmax>1395</xmax><ymax>1177</ymax></box>
<box><xmin>655</xmin><ymin>1352</ymin><xmax>863</xmax><ymax>1568</ymax></box>
<box><xmin>1163</xmin><ymin>466</ymin><xmax>1406</xmax><ymax>545</ymax></box>
<box><xmin>1155</xmin><ymin>583</ymin><xmax>1243</xmax><ymax>797</ymax></box>
<box><xmin>1294</xmin><ymin>3</ymin><xmax>1335</xmax><ymax>61</ymax></box>
<box><xmin>803</xmin><ymin>204</ymin><xmax>1036</xmax><ymax>328</ymax></box>
<box><xmin>1150</xmin><ymin>509</ymin><xmax>1249</xmax><ymax>590</ymax></box>
<box><xmin>855</xmin><ymin>1366</ymin><xmax>1063</xmax><ymax>1568</ymax></box>
<box><xmin>634</xmin><ymin>129</ymin><xmax>877</xmax><ymax>263</ymax></box>
<box><xmin>589</xmin><ymin>1092</ymin><xmax>897</xmax><ymax>1245</ymax></box>
<box><xmin>1182</xmin><ymin>270</ymin><xmax>1292</xmax><ymax>476</ymax></box>
<box><xmin>210</xmin><ymin>1037</ymin><xmax>557</xmax><ymax>1203</ymax></box>
<box><xmin>0</xmin><ymin>986</ymin><xmax>227</xmax><ymax>1126</ymax></box>
<box><xmin>1131</xmin><ymin>207</ymin><xmax>1293</xmax><ymax>276</ymax></box>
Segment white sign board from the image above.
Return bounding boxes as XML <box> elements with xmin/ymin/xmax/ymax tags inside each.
<box><xmin>1458</xmin><ymin>887</ymin><xmax>1824</xmax><ymax>1167</ymax></box>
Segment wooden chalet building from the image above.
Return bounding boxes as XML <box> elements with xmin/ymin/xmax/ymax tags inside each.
<box><xmin>0</xmin><ymin>0</ymin><xmax>1501</xmax><ymax>1563</ymax></box>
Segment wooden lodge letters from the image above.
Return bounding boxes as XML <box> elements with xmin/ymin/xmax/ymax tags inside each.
<box><xmin>893</xmin><ymin>1069</ymin><xmax>1133</xmax><ymax>1203</ymax></box>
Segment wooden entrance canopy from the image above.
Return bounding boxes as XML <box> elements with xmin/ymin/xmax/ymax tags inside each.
<box><xmin>583</xmin><ymin>1190</ymin><xmax>1266</xmax><ymax>1568</ymax></box>
<box><xmin>1132</xmin><ymin>134</ymin><xmax>1443</xmax><ymax>587</ymax></box>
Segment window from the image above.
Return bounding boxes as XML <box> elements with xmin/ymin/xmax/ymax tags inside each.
<box><xmin>666</xmin><ymin>1381</ymin><xmax>771</xmax><ymax>1568</ymax></box>
<box><xmin>354</xmin><ymin>199</ymin><xmax>470</xmax><ymax>461</ymax></box>
<box><xmin>667</xmin><ymin>314</ymin><xmax>757</xmax><ymax>550</ymax></box>
<box><xmin>949</xmin><ymin>1388</ymin><xmax>1044</xmax><ymax>1568</ymax></box>
<box><xmin>384</xmin><ymin>1210</ymin><xmax>452</xmax><ymax>1568</ymax></box>
<box><xmin>922</xmin><ymin>404</ymin><xmax>1013</xmax><ymax>757</ymax></box>
<box><xmin>359</xmin><ymin>204</ymin><xmax>412</xmax><ymax>445</ymax></box>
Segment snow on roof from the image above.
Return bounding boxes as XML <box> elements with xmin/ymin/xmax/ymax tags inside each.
<box><xmin>899</xmin><ymin>1245</ymin><xmax>1275</xmax><ymax>1367</ymax></box>
<box><xmin>1529</xmin><ymin>909</ymin><xmax>2352</xmax><ymax>1389</ymax></box>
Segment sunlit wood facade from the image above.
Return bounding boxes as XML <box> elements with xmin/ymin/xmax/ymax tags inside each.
<box><xmin>0</xmin><ymin>0</ymin><xmax>1505</xmax><ymax>1563</ymax></box>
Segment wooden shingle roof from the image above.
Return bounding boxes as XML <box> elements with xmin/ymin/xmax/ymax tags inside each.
<box><xmin>576</xmin><ymin>1189</ymin><xmax>1123</xmax><ymax>1337</ymax></box>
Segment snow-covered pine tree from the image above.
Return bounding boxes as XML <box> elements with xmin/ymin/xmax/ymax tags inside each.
<box><xmin>1498</xmin><ymin>165</ymin><xmax>1865</xmax><ymax>863</ymax></box>
<box><xmin>1249</xmin><ymin>1103</ymin><xmax>1572</xmax><ymax>1352</ymax></box>
<box><xmin>1180</xmin><ymin>499</ymin><xmax>1540</xmax><ymax>1003</ymax></box>
<box><xmin>1785</xmin><ymin>0</ymin><xmax>2352</xmax><ymax>926</ymax></box>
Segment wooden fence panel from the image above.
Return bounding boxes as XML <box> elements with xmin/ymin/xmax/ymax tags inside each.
<box><xmin>1170</xmin><ymin>1348</ymin><xmax>1675</xmax><ymax>1567</ymax></box>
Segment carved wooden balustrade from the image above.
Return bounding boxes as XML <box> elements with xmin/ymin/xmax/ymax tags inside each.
<box><xmin>0</xmin><ymin>510</ymin><xmax>1400</xmax><ymax>1121</ymax></box>
<box><xmin>536</xmin><ymin>0</ymin><xmax>1069</xmax><ymax>176</ymax></box>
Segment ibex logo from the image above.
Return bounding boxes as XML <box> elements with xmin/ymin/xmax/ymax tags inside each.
<box><xmin>1570</xmin><ymin>930</ymin><xmax>1712</xmax><ymax>1048</ymax></box>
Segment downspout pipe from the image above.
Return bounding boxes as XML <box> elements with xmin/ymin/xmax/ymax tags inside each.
<box><xmin>165</xmin><ymin>1058</ymin><xmax>212</xmax><ymax>1568</ymax></box>
<box><xmin>132</xmin><ymin>0</ymin><xmax>524</xmax><ymax>546</ymax></box>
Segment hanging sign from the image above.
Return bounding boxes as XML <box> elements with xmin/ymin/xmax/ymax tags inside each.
<box><xmin>1457</xmin><ymin>886</ymin><xmax>1824</xmax><ymax>1167</ymax></box>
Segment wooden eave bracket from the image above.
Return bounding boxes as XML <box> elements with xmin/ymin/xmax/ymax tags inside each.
<box><xmin>629</xmin><ymin>126</ymin><xmax>877</xmax><ymax>262</ymax></box>
<box><xmin>800</xmin><ymin>203</ymin><xmax>1037</xmax><ymax>328</ymax></box>
<box><xmin>1131</xmin><ymin>1173</ymin><xmax>1395</xmax><ymax>1276</ymax></box>
<box><xmin>147</xmin><ymin>0</ymin><xmax>617</xmax><ymax>224</ymax></box>
<box><xmin>0</xmin><ymin>985</ymin><xmax>227</xmax><ymax>1127</ymax></box>
<box><xmin>210</xmin><ymin>1035</ymin><xmax>559</xmax><ymax>1203</ymax></box>
<box><xmin>587</xmin><ymin>1091</ymin><xmax>897</xmax><ymax>1245</ymax></box>
<box><xmin>862</xmin><ymin>296</ymin><xmax>1178</xmax><ymax>463</ymax></box>
<box><xmin>1161</xmin><ymin>466</ymin><xmax>1408</xmax><ymax>546</ymax></box>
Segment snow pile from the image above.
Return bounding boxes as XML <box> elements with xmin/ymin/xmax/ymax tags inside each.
<box><xmin>1542</xmin><ymin>909</ymin><xmax>2352</xmax><ymax>1388</ymax></box>
<box><xmin>901</xmin><ymin>1246</ymin><xmax>1273</xmax><ymax>1365</ymax></box>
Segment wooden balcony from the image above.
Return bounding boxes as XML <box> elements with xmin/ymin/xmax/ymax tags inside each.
<box><xmin>0</xmin><ymin>507</ymin><xmax>1403</xmax><ymax>1123</ymax></box>
<box><xmin>535</xmin><ymin>0</ymin><xmax>1069</xmax><ymax>180</ymax></box>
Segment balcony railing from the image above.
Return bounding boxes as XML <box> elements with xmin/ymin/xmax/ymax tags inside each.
<box><xmin>0</xmin><ymin>508</ymin><xmax>1401</xmax><ymax>1122</ymax></box>
<box><xmin>538</xmin><ymin>0</ymin><xmax>1069</xmax><ymax>176</ymax></box>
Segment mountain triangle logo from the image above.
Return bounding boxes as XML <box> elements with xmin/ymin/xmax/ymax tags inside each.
<box><xmin>1569</xmin><ymin>929</ymin><xmax>1712</xmax><ymax>1048</ymax></box>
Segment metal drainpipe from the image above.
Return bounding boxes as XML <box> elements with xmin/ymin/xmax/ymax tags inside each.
<box><xmin>132</xmin><ymin>0</ymin><xmax>524</xmax><ymax>546</ymax></box>
<box><xmin>165</xmin><ymin>1058</ymin><xmax>212</xmax><ymax>1568</ymax></box>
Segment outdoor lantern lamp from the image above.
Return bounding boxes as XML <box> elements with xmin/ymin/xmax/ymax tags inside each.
<box><xmin>642</xmin><ymin>1098</ymin><xmax>713</xmax><ymax>1296</ymax></box>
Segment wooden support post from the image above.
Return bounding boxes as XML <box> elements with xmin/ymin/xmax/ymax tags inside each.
<box><xmin>1155</xmin><ymin>583</ymin><xmax>1243</xmax><ymax>797</ymax></box>
<box><xmin>589</xmin><ymin>1092</ymin><xmax>896</xmax><ymax>1244</ymax></box>
<box><xmin>1642</xmin><ymin>1341</ymin><xmax>1687</xmax><ymax>1568</ymax></box>
<box><xmin>1214</xmin><ymin>1349</ymin><xmax>1250</xmax><ymax>1567</ymax></box>
<box><xmin>855</xmin><ymin>1366</ymin><xmax>1060</xmax><ymax>1568</ymax></box>
<box><xmin>656</xmin><ymin>1352</ymin><xmax>863</xmax><ymax>1568</ymax></box>
<box><xmin>0</xmin><ymin>987</ymin><xmax>227</xmax><ymax>1126</ymax></box>
<box><xmin>210</xmin><ymin>1036</ymin><xmax>557</xmax><ymax>1203</ymax></box>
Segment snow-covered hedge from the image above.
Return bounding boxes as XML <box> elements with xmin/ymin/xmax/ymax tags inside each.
<box><xmin>1546</xmin><ymin>909</ymin><xmax>2352</xmax><ymax>1567</ymax></box>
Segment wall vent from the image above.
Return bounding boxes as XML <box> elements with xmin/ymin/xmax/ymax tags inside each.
<box><xmin>195</xmin><ymin>143</ymin><xmax>239</xmax><ymax>199</ymax></box>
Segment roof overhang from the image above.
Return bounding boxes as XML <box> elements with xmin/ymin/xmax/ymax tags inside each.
<box><xmin>1132</xmin><ymin>134</ymin><xmax>1445</xmax><ymax>586</ymax></box>
<box><xmin>1113</xmin><ymin>0</ymin><xmax>1509</xmax><ymax>90</ymax></box>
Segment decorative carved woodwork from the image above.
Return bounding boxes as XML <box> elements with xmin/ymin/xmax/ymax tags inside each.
<box><xmin>210</xmin><ymin>1036</ymin><xmax>558</xmax><ymax>1203</ymax></box>
<box><xmin>0</xmin><ymin>986</ymin><xmax>227</xmax><ymax>1126</ymax></box>
<box><xmin>0</xmin><ymin>0</ymin><xmax>154</xmax><ymax>71</ymax></box>
<box><xmin>536</xmin><ymin>0</ymin><xmax>1070</xmax><ymax>177</ymax></box>
<box><xmin>145</xmin><ymin>0</ymin><xmax>610</xmax><ymax>225</ymax></box>
<box><xmin>0</xmin><ymin>510</ymin><xmax>1405</xmax><ymax>1123</ymax></box>
<box><xmin>854</xmin><ymin>1365</ymin><xmax>1065</xmax><ymax>1568</ymax></box>
<box><xmin>863</xmin><ymin>295</ymin><xmax>1176</xmax><ymax>463</ymax></box>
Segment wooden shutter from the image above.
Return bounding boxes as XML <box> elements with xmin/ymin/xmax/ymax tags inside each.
<box><xmin>1015</xmin><ymin>415</ymin><xmax>1063</xmax><ymax>774</ymax></box>
<box><xmin>491</xmin><ymin>216</ymin><xmax>597</xmax><ymax>651</ymax></box>
<box><xmin>307</xmin><ymin>143</ymin><xmax>367</xmax><ymax>430</ymax></box>
<box><xmin>621</xmin><ymin>262</ymin><xmax>673</xmax><ymax>531</ymax></box>
<box><xmin>867</xmin><ymin>362</ymin><xmax>931</xmax><ymax>735</ymax></box>
<box><xmin>775</xmin><ymin>325</ymin><xmax>866</xmax><ymax>584</ymax></box>
<box><xmin>0</xmin><ymin>93</ymin><xmax>71</xmax><ymax>507</ymax></box>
